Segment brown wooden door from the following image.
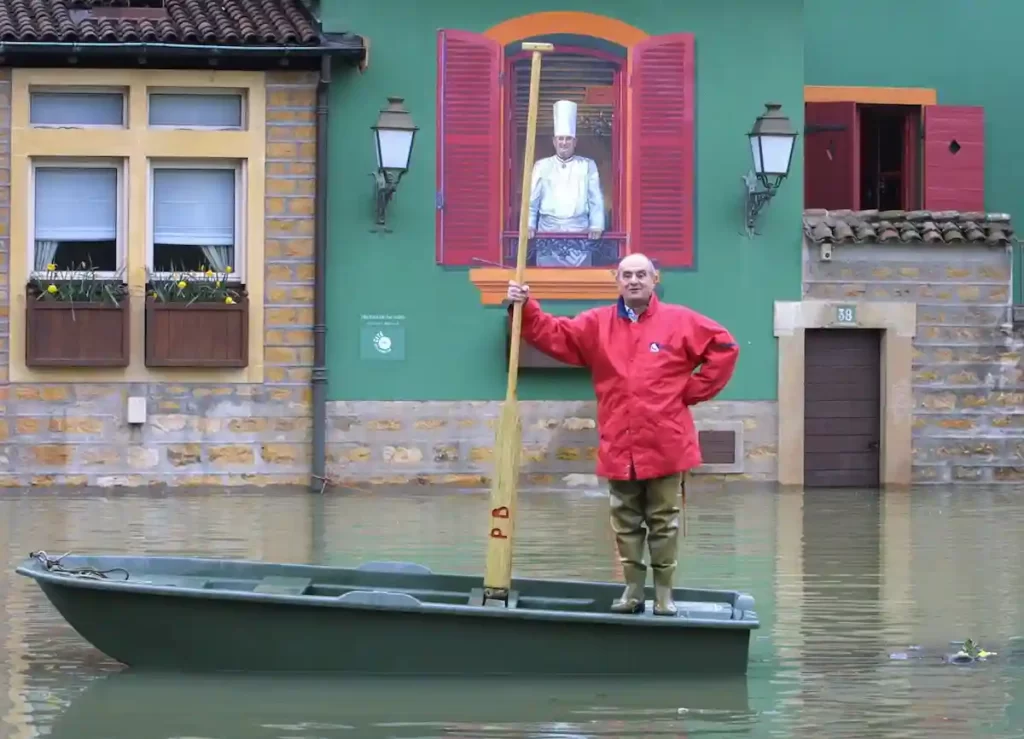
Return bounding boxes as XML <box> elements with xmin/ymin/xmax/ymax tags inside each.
<box><xmin>804</xmin><ymin>329</ymin><xmax>882</xmax><ymax>488</ymax></box>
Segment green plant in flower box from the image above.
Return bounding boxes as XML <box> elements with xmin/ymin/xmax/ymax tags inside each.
<box><xmin>28</xmin><ymin>261</ymin><xmax>128</xmax><ymax>305</ymax></box>
<box><xmin>147</xmin><ymin>265</ymin><xmax>245</xmax><ymax>305</ymax></box>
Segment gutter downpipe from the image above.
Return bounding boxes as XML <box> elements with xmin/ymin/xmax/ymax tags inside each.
<box><xmin>311</xmin><ymin>53</ymin><xmax>331</xmax><ymax>493</ymax></box>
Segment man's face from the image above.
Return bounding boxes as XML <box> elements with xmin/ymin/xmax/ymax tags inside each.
<box><xmin>553</xmin><ymin>135</ymin><xmax>576</xmax><ymax>159</ymax></box>
<box><xmin>616</xmin><ymin>257</ymin><xmax>656</xmax><ymax>305</ymax></box>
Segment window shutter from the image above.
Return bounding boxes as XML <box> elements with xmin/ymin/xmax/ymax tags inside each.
<box><xmin>923</xmin><ymin>105</ymin><xmax>985</xmax><ymax>212</ymax></box>
<box><xmin>627</xmin><ymin>33</ymin><xmax>695</xmax><ymax>269</ymax></box>
<box><xmin>436</xmin><ymin>29</ymin><xmax>502</xmax><ymax>267</ymax></box>
<box><xmin>804</xmin><ymin>102</ymin><xmax>859</xmax><ymax>210</ymax></box>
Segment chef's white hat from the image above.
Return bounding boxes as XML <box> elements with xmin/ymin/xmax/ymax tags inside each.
<box><xmin>552</xmin><ymin>99</ymin><xmax>577</xmax><ymax>138</ymax></box>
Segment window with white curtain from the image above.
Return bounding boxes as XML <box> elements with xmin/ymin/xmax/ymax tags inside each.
<box><xmin>151</xmin><ymin>166</ymin><xmax>238</xmax><ymax>275</ymax></box>
<box><xmin>32</xmin><ymin>164</ymin><xmax>120</xmax><ymax>272</ymax></box>
<box><xmin>30</xmin><ymin>91</ymin><xmax>125</xmax><ymax>127</ymax></box>
<box><xmin>149</xmin><ymin>92</ymin><xmax>244</xmax><ymax>128</ymax></box>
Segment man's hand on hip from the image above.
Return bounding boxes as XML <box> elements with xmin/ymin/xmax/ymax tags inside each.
<box><xmin>507</xmin><ymin>281</ymin><xmax>530</xmax><ymax>304</ymax></box>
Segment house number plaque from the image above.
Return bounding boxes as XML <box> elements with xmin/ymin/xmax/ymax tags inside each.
<box><xmin>835</xmin><ymin>304</ymin><xmax>857</xmax><ymax>325</ymax></box>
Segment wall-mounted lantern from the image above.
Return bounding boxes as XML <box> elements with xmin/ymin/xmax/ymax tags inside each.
<box><xmin>372</xmin><ymin>96</ymin><xmax>418</xmax><ymax>226</ymax></box>
<box><xmin>744</xmin><ymin>102</ymin><xmax>797</xmax><ymax>235</ymax></box>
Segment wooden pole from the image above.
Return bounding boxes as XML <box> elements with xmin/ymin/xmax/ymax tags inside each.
<box><xmin>480</xmin><ymin>41</ymin><xmax>553</xmax><ymax>607</ymax></box>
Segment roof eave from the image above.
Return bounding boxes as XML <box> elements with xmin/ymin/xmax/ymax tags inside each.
<box><xmin>0</xmin><ymin>35</ymin><xmax>365</xmax><ymax>67</ymax></box>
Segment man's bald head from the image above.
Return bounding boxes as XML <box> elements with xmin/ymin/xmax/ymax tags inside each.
<box><xmin>617</xmin><ymin>253</ymin><xmax>656</xmax><ymax>277</ymax></box>
<box><xmin>615</xmin><ymin>252</ymin><xmax>657</xmax><ymax>309</ymax></box>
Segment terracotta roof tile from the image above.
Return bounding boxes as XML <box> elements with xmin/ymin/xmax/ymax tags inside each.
<box><xmin>0</xmin><ymin>0</ymin><xmax>323</xmax><ymax>47</ymax></box>
<box><xmin>803</xmin><ymin>209</ymin><xmax>1014</xmax><ymax>247</ymax></box>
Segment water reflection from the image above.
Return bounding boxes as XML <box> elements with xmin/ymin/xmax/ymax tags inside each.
<box><xmin>44</xmin><ymin>672</ymin><xmax>753</xmax><ymax>738</ymax></box>
<box><xmin>0</xmin><ymin>484</ymin><xmax>1021</xmax><ymax>738</ymax></box>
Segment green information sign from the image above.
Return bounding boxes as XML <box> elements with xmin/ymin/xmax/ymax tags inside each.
<box><xmin>359</xmin><ymin>313</ymin><xmax>406</xmax><ymax>360</ymax></box>
<box><xmin>835</xmin><ymin>304</ymin><xmax>857</xmax><ymax>325</ymax></box>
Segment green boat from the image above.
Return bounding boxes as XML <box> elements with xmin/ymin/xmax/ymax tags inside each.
<box><xmin>44</xmin><ymin>671</ymin><xmax>752</xmax><ymax>738</ymax></box>
<box><xmin>16</xmin><ymin>551</ymin><xmax>759</xmax><ymax>675</ymax></box>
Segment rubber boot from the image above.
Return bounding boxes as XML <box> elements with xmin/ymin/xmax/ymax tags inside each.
<box><xmin>608</xmin><ymin>480</ymin><xmax>647</xmax><ymax>614</ymax></box>
<box><xmin>646</xmin><ymin>473</ymin><xmax>682</xmax><ymax>616</ymax></box>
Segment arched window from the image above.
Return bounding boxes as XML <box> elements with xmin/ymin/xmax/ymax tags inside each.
<box><xmin>502</xmin><ymin>38</ymin><xmax>626</xmax><ymax>268</ymax></box>
<box><xmin>436</xmin><ymin>23</ymin><xmax>694</xmax><ymax>273</ymax></box>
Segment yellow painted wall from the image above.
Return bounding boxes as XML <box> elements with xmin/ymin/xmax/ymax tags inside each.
<box><xmin>9</xmin><ymin>68</ymin><xmax>267</xmax><ymax>383</ymax></box>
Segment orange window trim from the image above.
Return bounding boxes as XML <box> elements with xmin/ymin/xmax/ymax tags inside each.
<box><xmin>467</xmin><ymin>12</ymin><xmax>649</xmax><ymax>304</ymax></box>
<box><xmin>805</xmin><ymin>85</ymin><xmax>937</xmax><ymax>106</ymax></box>
<box><xmin>470</xmin><ymin>267</ymin><xmax>619</xmax><ymax>304</ymax></box>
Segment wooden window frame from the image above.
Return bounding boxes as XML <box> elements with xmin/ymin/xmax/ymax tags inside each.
<box><xmin>146</xmin><ymin>88</ymin><xmax>248</xmax><ymax>131</ymax></box>
<box><xmin>27</xmin><ymin>156</ymin><xmax>127</xmax><ymax>280</ymax></box>
<box><xmin>146</xmin><ymin>158</ymin><xmax>247</xmax><ymax>283</ymax></box>
<box><xmin>462</xmin><ymin>12</ymin><xmax>660</xmax><ymax>305</ymax></box>
<box><xmin>9</xmin><ymin>68</ymin><xmax>267</xmax><ymax>384</ymax></box>
<box><xmin>28</xmin><ymin>86</ymin><xmax>128</xmax><ymax>129</ymax></box>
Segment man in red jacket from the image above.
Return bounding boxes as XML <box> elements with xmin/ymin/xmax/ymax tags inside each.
<box><xmin>506</xmin><ymin>252</ymin><xmax>739</xmax><ymax>616</ymax></box>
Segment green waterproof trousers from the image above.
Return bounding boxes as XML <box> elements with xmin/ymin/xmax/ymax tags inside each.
<box><xmin>607</xmin><ymin>472</ymin><xmax>683</xmax><ymax>616</ymax></box>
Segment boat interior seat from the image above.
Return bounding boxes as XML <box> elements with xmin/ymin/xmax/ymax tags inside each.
<box><xmin>336</xmin><ymin>590</ymin><xmax>423</xmax><ymax>608</ymax></box>
<box><xmin>139</xmin><ymin>575</ymin><xmax>212</xmax><ymax>590</ymax></box>
<box><xmin>253</xmin><ymin>576</ymin><xmax>314</xmax><ymax>596</ymax></box>
<box><xmin>667</xmin><ymin>601</ymin><xmax>735</xmax><ymax>621</ymax></box>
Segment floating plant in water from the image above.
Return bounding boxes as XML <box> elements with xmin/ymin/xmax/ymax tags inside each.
<box><xmin>948</xmin><ymin>638</ymin><xmax>997</xmax><ymax>665</ymax></box>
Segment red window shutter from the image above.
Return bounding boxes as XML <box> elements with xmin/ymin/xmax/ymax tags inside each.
<box><xmin>435</xmin><ymin>29</ymin><xmax>502</xmax><ymax>266</ymax></box>
<box><xmin>627</xmin><ymin>33</ymin><xmax>695</xmax><ymax>269</ymax></box>
<box><xmin>804</xmin><ymin>102</ymin><xmax>859</xmax><ymax>210</ymax></box>
<box><xmin>923</xmin><ymin>105</ymin><xmax>985</xmax><ymax>211</ymax></box>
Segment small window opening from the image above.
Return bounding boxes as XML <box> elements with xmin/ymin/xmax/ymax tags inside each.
<box><xmin>859</xmin><ymin>105</ymin><xmax>907</xmax><ymax>211</ymax></box>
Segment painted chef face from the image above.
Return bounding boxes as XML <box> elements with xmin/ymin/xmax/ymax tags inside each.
<box><xmin>553</xmin><ymin>135</ymin><xmax>576</xmax><ymax>159</ymax></box>
<box><xmin>616</xmin><ymin>253</ymin><xmax>657</xmax><ymax>307</ymax></box>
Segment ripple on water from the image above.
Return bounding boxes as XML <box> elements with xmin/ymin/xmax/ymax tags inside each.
<box><xmin>0</xmin><ymin>484</ymin><xmax>1021</xmax><ymax>738</ymax></box>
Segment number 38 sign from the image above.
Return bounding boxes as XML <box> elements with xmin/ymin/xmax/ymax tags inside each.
<box><xmin>835</xmin><ymin>305</ymin><xmax>857</xmax><ymax>324</ymax></box>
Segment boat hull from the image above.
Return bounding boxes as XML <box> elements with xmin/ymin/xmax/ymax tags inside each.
<box><xmin>18</xmin><ymin>554</ymin><xmax>759</xmax><ymax>676</ymax></box>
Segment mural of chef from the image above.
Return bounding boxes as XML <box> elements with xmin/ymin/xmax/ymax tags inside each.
<box><xmin>527</xmin><ymin>99</ymin><xmax>605</xmax><ymax>267</ymax></box>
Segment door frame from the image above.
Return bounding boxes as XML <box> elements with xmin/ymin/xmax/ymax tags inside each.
<box><xmin>774</xmin><ymin>299</ymin><xmax>916</xmax><ymax>488</ymax></box>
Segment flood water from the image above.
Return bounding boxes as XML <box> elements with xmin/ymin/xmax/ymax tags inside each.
<box><xmin>0</xmin><ymin>484</ymin><xmax>1021</xmax><ymax>738</ymax></box>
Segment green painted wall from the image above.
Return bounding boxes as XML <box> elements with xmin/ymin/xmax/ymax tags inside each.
<box><xmin>805</xmin><ymin>0</ymin><xmax>1023</xmax><ymax>215</ymax></box>
<box><xmin>322</xmin><ymin>0</ymin><xmax>804</xmax><ymax>402</ymax></box>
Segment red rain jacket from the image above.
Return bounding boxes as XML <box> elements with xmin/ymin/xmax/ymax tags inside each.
<box><xmin>516</xmin><ymin>294</ymin><xmax>740</xmax><ymax>480</ymax></box>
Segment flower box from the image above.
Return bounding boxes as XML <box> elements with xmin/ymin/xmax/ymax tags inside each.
<box><xmin>25</xmin><ymin>280</ymin><xmax>130</xmax><ymax>368</ymax></box>
<box><xmin>145</xmin><ymin>297</ymin><xmax>249</xmax><ymax>368</ymax></box>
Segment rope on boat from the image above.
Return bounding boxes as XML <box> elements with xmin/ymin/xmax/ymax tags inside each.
<box><xmin>29</xmin><ymin>551</ymin><xmax>130</xmax><ymax>581</ymax></box>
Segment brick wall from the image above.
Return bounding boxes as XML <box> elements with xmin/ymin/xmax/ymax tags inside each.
<box><xmin>324</xmin><ymin>400</ymin><xmax>779</xmax><ymax>488</ymax></box>
<box><xmin>802</xmin><ymin>212</ymin><xmax>1021</xmax><ymax>484</ymax></box>
<box><xmin>0</xmin><ymin>70</ymin><xmax>318</xmax><ymax>487</ymax></box>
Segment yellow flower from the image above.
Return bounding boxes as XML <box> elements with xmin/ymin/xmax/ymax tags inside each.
<box><xmin>205</xmin><ymin>269</ymin><xmax>215</xmax><ymax>278</ymax></box>
<box><xmin>177</xmin><ymin>280</ymin><xmax>187</xmax><ymax>289</ymax></box>
<box><xmin>46</xmin><ymin>284</ymin><xmax>57</xmax><ymax>294</ymax></box>
<box><xmin>46</xmin><ymin>263</ymin><xmax>57</xmax><ymax>271</ymax></box>
<box><xmin>225</xmin><ymin>266</ymin><xmax>233</xmax><ymax>273</ymax></box>
<box><xmin>224</xmin><ymin>296</ymin><xmax>235</xmax><ymax>304</ymax></box>
<box><xmin>215</xmin><ymin>281</ymin><xmax>222</xmax><ymax>288</ymax></box>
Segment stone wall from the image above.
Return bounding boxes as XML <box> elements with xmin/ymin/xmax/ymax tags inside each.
<box><xmin>324</xmin><ymin>400</ymin><xmax>778</xmax><ymax>489</ymax></box>
<box><xmin>0</xmin><ymin>70</ymin><xmax>318</xmax><ymax>487</ymax></box>
<box><xmin>802</xmin><ymin>210</ymin><xmax>1021</xmax><ymax>484</ymax></box>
